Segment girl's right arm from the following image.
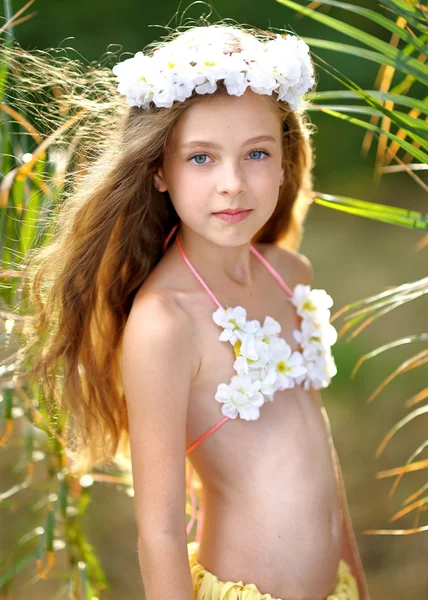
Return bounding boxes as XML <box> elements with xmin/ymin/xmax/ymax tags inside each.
<box><xmin>121</xmin><ymin>293</ymin><xmax>198</xmax><ymax>600</ymax></box>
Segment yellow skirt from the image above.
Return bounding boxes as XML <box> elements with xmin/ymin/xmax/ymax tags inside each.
<box><xmin>188</xmin><ymin>541</ymin><xmax>359</xmax><ymax>600</ymax></box>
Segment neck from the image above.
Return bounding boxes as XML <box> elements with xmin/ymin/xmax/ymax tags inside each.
<box><xmin>175</xmin><ymin>224</ymin><xmax>256</xmax><ymax>287</ymax></box>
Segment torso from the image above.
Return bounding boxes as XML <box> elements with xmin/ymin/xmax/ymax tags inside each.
<box><xmin>135</xmin><ymin>240</ymin><xmax>343</xmax><ymax>600</ymax></box>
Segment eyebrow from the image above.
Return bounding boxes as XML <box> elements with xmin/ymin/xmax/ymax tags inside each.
<box><xmin>179</xmin><ymin>135</ymin><xmax>277</xmax><ymax>149</ymax></box>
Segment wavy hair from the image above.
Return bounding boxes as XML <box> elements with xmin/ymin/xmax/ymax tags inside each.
<box><xmin>3</xmin><ymin>20</ymin><xmax>317</xmax><ymax>478</ymax></box>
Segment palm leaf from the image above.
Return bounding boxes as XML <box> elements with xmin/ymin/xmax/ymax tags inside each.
<box><xmin>302</xmin><ymin>35</ymin><xmax>428</xmax><ymax>78</ymax></box>
<box><xmin>305</xmin><ymin>53</ymin><xmax>428</xmax><ymax>155</ymax></box>
<box><xmin>376</xmin><ymin>405</ymin><xmax>428</xmax><ymax>457</ymax></box>
<box><xmin>312</xmin><ymin>89</ymin><xmax>428</xmax><ymax>114</ymax></box>
<box><xmin>310</xmin><ymin>103</ymin><xmax>428</xmax><ymax>133</ymax></box>
<box><xmin>276</xmin><ymin>0</ymin><xmax>428</xmax><ymax>84</ymax></box>
<box><xmin>294</xmin><ymin>0</ymin><xmax>427</xmax><ymax>53</ymax></box>
<box><xmin>313</xmin><ymin>193</ymin><xmax>428</xmax><ymax>229</ymax></box>
<box><xmin>380</xmin><ymin>0</ymin><xmax>428</xmax><ymax>33</ymax></box>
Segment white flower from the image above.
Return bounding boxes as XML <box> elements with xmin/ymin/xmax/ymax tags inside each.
<box><xmin>190</xmin><ymin>49</ymin><xmax>229</xmax><ymax>94</ymax></box>
<box><xmin>245</xmin><ymin>51</ymin><xmax>278</xmax><ymax>96</ymax></box>
<box><xmin>112</xmin><ymin>52</ymin><xmax>160</xmax><ymax>108</ymax></box>
<box><xmin>296</xmin><ymin>352</ymin><xmax>337</xmax><ymax>390</ymax></box>
<box><xmin>149</xmin><ymin>47</ymin><xmax>198</xmax><ymax>106</ymax></box>
<box><xmin>266</xmin><ymin>41</ymin><xmax>302</xmax><ymax>90</ymax></box>
<box><xmin>243</xmin><ymin>318</ymin><xmax>262</xmax><ymax>336</ymax></box>
<box><xmin>233</xmin><ymin>333</ymin><xmax>270</xmax><ymax>375</ymax></box>
<box><xmin>263</xmin><ymin>35</ymin><xmax>314</xmax><ymax>110</ymax></box>
<box><xmin>290</xmin><ymin>284</ymin><xmax>333</xmax><ymax>325</ymax></box>
<box><xmin>259</xmin><ymin>315</ymin><xmax>282</xmax><ymax>340</ymax></box>
<box><xmin>213</xmin><ymin>306</ymin><xmax>247</xmax><ymax>344</ymax></box>
<box><xmin>232</xmin><ymin>334</ymin><xmax>259</xmax><ymax>374</ymax></box>
<box><xmin>248</xmin><ymin>364</ymin><xmax>278</xmax><ymax>399</ymax></box>
<box><xmin>325</xmin><ymin>351</ymin><xmax>338</xmax><ymax>379</ymax></box>
<box><xmin>214</xmin><ymin>375</ymin><xmax>264</xmax><ymax>420</ymax></box>
<box><xmin>270</xmin><ymin>338</ymin><xmax>307</xmax><ymax>391</ymax></box>
<box><xmin>293</xmin><ymin>318</ymin><xmax>338</xmax><ymax>349</ymax></box>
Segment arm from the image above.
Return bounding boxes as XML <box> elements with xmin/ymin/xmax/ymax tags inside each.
<box><xmin>121</xmin><ymin>293</ymin><xmax>198</xmax><ymax>600</ymax></box>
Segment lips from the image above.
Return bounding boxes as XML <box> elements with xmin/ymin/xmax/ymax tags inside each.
<box><xmin>213</xmin><ymin>209</ymin><xmax>252</xmax><ymax>223</ymax></box>
<box><xmin>213</xmin><ymin>209</ymin><xmax>250</xmax><ymax>215</ymax></box>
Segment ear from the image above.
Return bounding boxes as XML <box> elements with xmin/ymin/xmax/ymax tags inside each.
<box><xmin>153</xmin><ymin>167</ymin><xmax>168</xmax><ymax>192</ymax></box>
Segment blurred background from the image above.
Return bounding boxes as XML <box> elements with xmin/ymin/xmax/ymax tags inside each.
<box><xmin>1</xmin><ymin>0</ymin><xmax>427</xmax><ymax>598</ymax></box>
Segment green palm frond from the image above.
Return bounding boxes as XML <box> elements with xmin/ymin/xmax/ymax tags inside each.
<box><xmin>329</xmin><ymin>265</ymin><xmax>428</xmax><ymax>531</ymax></box>
<box><xmin>276</xmin><ymin>0</ymin><xmax>428</xmax><ymax>191</ymax></box>
<box><xmin>312</xmin><ymin>90</ymin><xmax>427</xmax><ymax>114</ymax></box>
<box><xmin>277</xmin><ymin>0</ymin><xmax>428</xmax><ymax>82</ymax></box>
<box><xmin>313</xmin><ymin>193</ymin><xmax>428</xmax><ymax>229</ymax></box>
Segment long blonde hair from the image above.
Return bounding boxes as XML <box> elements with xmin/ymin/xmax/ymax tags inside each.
<box><xmin>3</xmin><ymin>21</ymin><xmax>317</xmax><ymax>479</ymax></box>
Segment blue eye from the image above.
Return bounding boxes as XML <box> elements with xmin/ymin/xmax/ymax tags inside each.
<box><xmin>188</xmin><ymin>149</ymin><xmax>270</xmax><ymax>165</ymax></box>
<box><xmin>248</xmin><ymin>150</ymin><xmax>269</xmax><ymax>160</ymax></box>
<box><xmin>189</xmin><ymin>154</ymin><xmax>210</xmax><ymax>165</ymax></box>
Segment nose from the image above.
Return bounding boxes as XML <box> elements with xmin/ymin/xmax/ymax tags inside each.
<box><xmin>216</xmin><ymin>160</ymin><xmax>246</xmax><ymax>197</ymax></box>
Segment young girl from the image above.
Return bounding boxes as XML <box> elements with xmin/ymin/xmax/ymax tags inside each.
<box><xmin>12</xmin><ymin>20</ymin><xmax>370</xmax><ymax>600</ymax></box>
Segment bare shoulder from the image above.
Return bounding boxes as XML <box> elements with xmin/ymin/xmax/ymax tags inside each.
<box><xmin>125</xmin><ymin>290</ymin><xmax>186</xmax><ymax>337</ymax></box>
<box><xmin>257</xmin><ymin>242</ymin><xmax>313</xmax><ymax>287</ymax></box>
<box><xmin>123</xmin><ymin>289</ymin><xmax>200</xmax><ymax>380</ymax></box>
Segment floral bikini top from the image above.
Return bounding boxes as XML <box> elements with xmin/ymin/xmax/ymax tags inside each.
<box><xmin>173</xmin><ymin>234</ymin><xmax>338</xmax><ymax>457</ymax></box>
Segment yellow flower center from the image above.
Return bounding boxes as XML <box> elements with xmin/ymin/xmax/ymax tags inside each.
<box><xmin>277</xmin><ymin>361</ymin><xmax>291</xmax><ymax>374</ymax></box>
<box><xmin>168</xmin><ymin>61</ymin><xmax>175</xmax><ymax>69</ymax></box>
<box><xmin>139</xmin><ymin>76</ymin><xmax>147</xmax><ymax>82</ymax></box>
<box><xmin>233</xmin><ymin>341</ymin><xmax>241</xmax><ymax>359</ymax></box>
<box><xmin>302</xmin><ymin>299</ymin><xmax>317</xmax><ymax>312</ymax></box>
<box><xmin>204</xmin><ymin>60</ymin><xmax>217</xmax><ymax>66</ymax></box>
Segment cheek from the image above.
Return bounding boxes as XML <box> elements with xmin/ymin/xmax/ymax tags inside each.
<box><xmin>169</xmin><ymin>163</ymin><xmax>206</xmax><ymax>192</ymax></box>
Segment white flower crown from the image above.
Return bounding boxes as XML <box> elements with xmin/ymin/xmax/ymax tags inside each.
<box><xmin>112</xmin><ymin>33</ymin><xmax>315</xmax><ymax>111</ymax></box>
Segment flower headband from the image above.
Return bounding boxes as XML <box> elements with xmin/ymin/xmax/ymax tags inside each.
<box><xmin>112</xmin><ymin>33</ymin><xmax>315</xmax><ymax>111</ymax></box>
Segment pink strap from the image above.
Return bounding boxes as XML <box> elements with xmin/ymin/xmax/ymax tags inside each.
<box><xmin>249</xmin><ymin>244</ymin><xmax>293</xmax><ymax>297</ymax></box>
<box><xmin>175</xmin><ymin>234</ymin><xmax>224</xmax><ymax>310</ymax></box>
<box><xmin>163</xmin><ymin>223</ymin><xmax>179</xmax><ymax>253</ymax></box>
<box><xmin>186</xmin><ymin>415</ymin><xmax>230</xmax><ymax>456</ymax></box>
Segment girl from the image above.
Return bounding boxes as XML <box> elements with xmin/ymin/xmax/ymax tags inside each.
<box><xmin>9</xmin><ymin>20</ymin><xmax>371</xmax><ymax>600</ymax></box>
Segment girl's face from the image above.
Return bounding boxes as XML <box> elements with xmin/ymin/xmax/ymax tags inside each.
<box><xmin>154</xmin><ymin>89</ymin><xmax>285</xmax><ymax>247</ymax></box>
